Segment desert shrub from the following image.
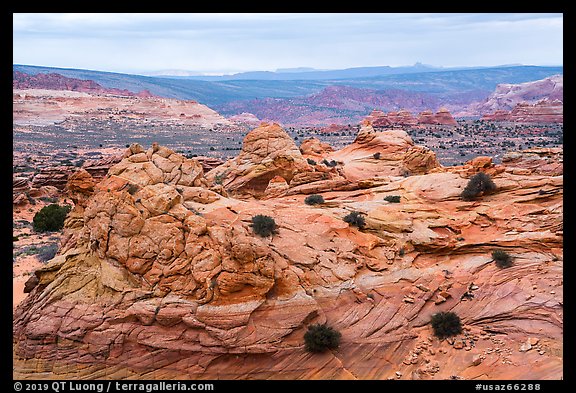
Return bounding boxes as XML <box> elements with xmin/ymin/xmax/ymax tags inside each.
<box><xmin>37</xmin><ymin>243</ymin><xmax>59</xmax><ymax>262</ymax></box>
<box><xmin>430</xmin><ymin>311</ymin><xmax>462</xmax><ymax>339</ymax></box>
<box><xmin>461</xmin><ymin>172</ymin><xmax>497</xmax><ymax>201</ymax></box>
<box><xmin>322</xmin><ymin>159</ymin><xmax>337</xmax><ymax>167</ymax></box>
<box><xmin>304</xmin><ymin>324</ymin><xmax>342</xmax><ymax>353</ymax></box>
<box><xmin>32</xmin><ymin>204</ymin><xmax>71</xmax><ymax>232</ymax></box>
<box><xmin>251</xmin><ymin>214</ymin><xmax>277</xmax><ymax>237</ymax></box>
<box><xmin>373</xmin><ymin>152</ymin><xmax>381</xmax><ymax>159</ymax></box>
<box><xmin>305</xmin><ymin>194</ymin><xmax>324</xmax><ymax>205</ymax></box>
<box><xmin>214</xmin><ymin>173</ymin><xmax>224</xmax><ymax>185</ymax></box>
<box><xmin>384</xmin><ymin>195</ymin><xmax>401</xmax><ymax>203</ymax></box>
<box><xmin>306</xmin><ymin>158</ymin><xmax>317</xmax><ymax>165</ymax></box>
<box><xmin>126</xmin><ymin>183</ymin><xmax>139</xmax><ymax>195</ymax></box>
<box><xmin>39</xmin><ymin>197</ymin><xmax>59</xmax><ymax>204</ymax></box>
<box><xmin>343</xmin><ymin>211</ymin><xmax>365</xmax><ymax>229</ymax></box>
<box><xmin>492</xmin><ymin>249</ymin><xmax>513</xmax><ymax>269</ymax></box>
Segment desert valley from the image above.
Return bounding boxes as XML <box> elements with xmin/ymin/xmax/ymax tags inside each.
<box><xmin>13</xmin><ymin>60</ymin><xmax>563</xmax><ymax>381</ymax></box>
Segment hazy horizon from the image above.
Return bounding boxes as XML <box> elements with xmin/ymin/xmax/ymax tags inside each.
<box><xmin>13</xmin><ymin>13</ymin><xmax>563</xmax><ymax>75</ymax></box>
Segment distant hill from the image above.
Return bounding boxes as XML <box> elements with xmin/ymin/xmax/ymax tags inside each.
<box><xmin>473</xmin><ymin>74</ymin><xmax>563</xmax><ymax>113</ymax></box>
<box><xmin>14</xmin><ymin>64</ymin><xmax>563</xmax><ymax>125</ymax></box>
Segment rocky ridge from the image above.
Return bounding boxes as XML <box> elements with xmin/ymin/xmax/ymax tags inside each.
<box><xmin>13</xmin><ymin>123</ymin><xmax>563</xmax><ymax>380</ymax></box>
<box><xmin>13</xmin><ymin>71</ymin><xmax>153</xmax><ymax>98</ymax></box>
<box><xmin>481</xmin><ymin>100</ymin><xmax>563</xmax><ymax>123</ymax></box>
<box><xmin>364</xmin><ymin>108</ymin><xmax>457</xmax><ymax>127</ymax></box>
<box><xmin>474</xmin><ymin>75</ymin><xmax>563</xmax><ymax>114</ymax></box>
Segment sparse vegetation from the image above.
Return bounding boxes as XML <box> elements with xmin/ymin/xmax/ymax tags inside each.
<box><xmin>492</xmin><ymin>249</ymin><xmax>513</xmax><ymax>269</ymax></box>
<box><xmin>304</xmin><ymin>323</ymin><xmax>341</xmax><ymax>353</ymax></box>
<box><xmin>461</xmin><ymin>172</ymin><xmax>497</xmax><ymax>201</ymax></box>
<box><xmin>373</xmin><ymin>152</ymin><xmax>381</xmax><ymax>159</ymax></box>
<box><xmin>322</xmin><ymin>159</ymin><xmax>337</xmax><ymax>167</ymax></box>
<box><xmin>304</xmin><ymin>194</ymin><xmax>324</xmax><ymax>205</ymax></box>
<box><xmin>251</xmin><ymin>215</ymin><xmax>277</xmax><ymax>237</ymax></box>
<box><xmin>306</xmin><ymin>158</ymin><xmax>317</xmax><ymax>165</ymax></box>
<box><xmin>39</xmin><ymin>197</ymin><xmax>59</xmax><ymax>204</ymax></box>
<box><xmin>37</xmin><ymin>243</ymin><xmax>59</xmax><ymax>262</ymax></box>
<box><xmin>343</xmin><ymin>211</ymin><xmax>365</xmax><ymax>229</ymax></box>
<box><xmin>430</xmin><ymin>311</ymin><xmax>463</xmax><ymax>339</ymax></box>
<box><xmin>214</xmin><ymin>173</ymin><xmax>224</xmax><ymax>185</ymax></box>
<box><xmin>384</xmin><ymin>195</ymin><xmax>401</xmax><ymax>203</ymax></box>
<box><xmin>126</xmin><ymin>183</ymin><xmax>139</xmax><ymax>195</ymax></box>
<box><xmin>32</xmin><ymin>204</ymin><xmax>71</xmax><ymax>232</ymax></box>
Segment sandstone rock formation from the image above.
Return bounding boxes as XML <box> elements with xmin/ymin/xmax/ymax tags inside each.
<box><xmin>14</xmin><ymin>134</ymin><xmax>563</xmax><ymax>380</ymax></box>
<box><xmin>205</xmin><ymin>123</ymin><xmax>312</xmax><ymax>197</ymax></box>
<box><xmin>482</xmin><ymin>100</ymin><xmax>563</xmax><ymax>123</ymax></box>
<box><xmin>417</xmin><ymin>108</ymin><xmax>457</xmax><ymax>126</ymax></box>
<box><xmin>13</xmin><ymin>71</ymin><xmax>153</xmax><ymax>97</ymax></box>
<box><xmin>327</xmin><ymin>122</ymin><xmax>441</xmax><ymax>181</ymax></box>
<box><xmin>388</xmin><ymin>109</ymin><xmax>418</xmax><ymax>126</ymax></box>
<box><xmin>365</xmin><ymin>108</ymin><xmax>456</xmax><ymax>127</ymax></box>
<box><xmin>13</xmin><ymin>89</ymin><xmax>231</xmax><ymax>128</ymax></box>
<box><xmin>475</xmin><ymin>75</ymin><xmax>563</xmax><ymax>114</ymax></box>
<box><xmin>299</xmin><ymin>137</ymin><xmax>335</xmax><ymax>158</ymax></box>
<box><xmin>228</xmin><ymin>112</ymin><xmax>261</xmax><ymax>127</ymax></box>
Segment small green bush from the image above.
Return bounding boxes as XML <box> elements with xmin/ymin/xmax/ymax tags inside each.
<box><xmin>304</xmin><ymin>324</ymin><xmax>342</xmax><ymax>353</ymax></box>
<box><xmin>126</xmin><ymin>183</ymin><xmax>139</xmax><ymax>195</ymax></box>
<box><xmin>343</xmin><ymin>211</ymin><xmax>365</xmax><ymax>229</ymax></box>
<box><xmin>492</xmin><ymin>249</ymin><xmax>513</xmax><ymax>269</ymax></box>
<box><xmin>307</xmin><ymin>158</ymin><xmax>317</xmax><ymax>165</ymax></box>
<box><xmin>461</xmin><ymin>172</ymin><xmax>497</xmax><ymax>201</ymax></box>
<box><xmin>32</xmin><ymin>204</ymin><xmax>71</xmax><ymax>232</ymax></box>
<box><xmin>431</xmin><ymin>311</ymin><xmax>462</xmax><ymax>339</ymax></box>
<box><xmin>305</xmin><ymin>194</ymin><xmax>324</xmax><ymax>205</ymax></box>
<box><xmin>251</xmin><ymin>215</ymin><xmax>277</xmax><ymax>237</ymax></box>
<box><xmin>322</xmin><ymin>159</ymin><xmax>337</xmax><ymax>167</ymax></box>
<box><xmin>384</xmin><ymin>195</ymin><xmax>401</xmax><ymax>203</ymax></box>
<box><xmin>373</xmin><ymin>152</ymin><xmax>381</xmax><ymax>159</ymax></box>
<box><xmin>214</xmin><ymin>173</ymin><xmax>224</xmax><ymax>185</ymax></box>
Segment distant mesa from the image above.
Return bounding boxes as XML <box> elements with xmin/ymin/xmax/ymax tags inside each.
<box><xmin>13</xmin><ymin>71</ymin><xmax>154</xmax><ymax>98</ymax></box>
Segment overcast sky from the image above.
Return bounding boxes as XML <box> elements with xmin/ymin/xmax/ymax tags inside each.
<box><xmin>13</xmin><ymin>13</ymin><xmax>563</xmax><ymax>75</ymax></box>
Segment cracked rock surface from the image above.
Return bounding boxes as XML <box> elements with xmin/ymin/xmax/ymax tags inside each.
<box><xmin>14</xmin><ymin>125</ymin><xmax>562</xmax><ymax>380</ymax></box>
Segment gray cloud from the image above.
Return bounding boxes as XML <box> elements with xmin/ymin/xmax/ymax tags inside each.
<box><xmin>13</xmin><ymin>13</ymin><xmax>563</xmax><ymax>74</ymax></box>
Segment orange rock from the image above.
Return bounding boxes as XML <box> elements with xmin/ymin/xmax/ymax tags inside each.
<box><xmin>13</xmin><ymin>136</ymin><xmax>563</xmax><ymax>380</ymax></box>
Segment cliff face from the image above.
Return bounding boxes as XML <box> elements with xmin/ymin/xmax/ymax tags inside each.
<box><xmin>365</xmin><ymin>108</ymin><xmax>457</xmax><ymax>127</ymax></box>
<box><xmin>13</xmin><ymin>125</ymin><xmax>563</xmax><ymax>380</ymax></box>
<box><xmin>482</xmin><ymin>100</ymin><xmax>563</xmax><ymax>123</ymax></box>
<box><xmin>475</xmin><ymin>75</ymin><xmax>563</xmax><ymax>114</ymax></box>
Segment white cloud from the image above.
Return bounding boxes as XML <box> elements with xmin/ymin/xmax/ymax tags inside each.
<box><xmin>13</xmin><ymin>13</ymin><xmax>563</xmax><ymax>73</ymax></box>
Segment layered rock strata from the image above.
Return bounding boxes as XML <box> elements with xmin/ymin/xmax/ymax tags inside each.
<box><xmin>14</xmin><ymin>128</ymin><xmax>563</xmax><ymax>380</ymax></box>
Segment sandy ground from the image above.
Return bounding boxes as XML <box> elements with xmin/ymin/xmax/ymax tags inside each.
<box><xmin>13</xmin><ymin>256</ymin><xmax>43</xmax><ymax>309</ymax></box>
<box><xmin>13</xmin><ymin>199</ymin><xmax>64</xmax><ymax>310</ymax></box>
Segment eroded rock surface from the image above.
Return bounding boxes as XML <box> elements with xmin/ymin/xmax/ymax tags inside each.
<box><xmin>14</xmin><ymin>133</ymin><xmax>563</xmax><ymax>380</ymax></box>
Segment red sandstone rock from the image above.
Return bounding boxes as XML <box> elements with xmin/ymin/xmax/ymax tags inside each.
<box><xmin>13</xmin><ymin>137</ymin><xmax>563</xmax><ymax>380</ymax></box>
<box><xmin>13</xmin><ymin>71</ymin><xmax>153</xmax><ymax>97</ymax></box>
<box><xmin>329</xmin><ymin>123</ymin><xmax>441</xmax><ymax>180</ymax></box>
<box><xmin>482</xmin><ymin>100</ymin><xmax>563</xmax><ymax>123</ymax></box>
<box><xmin>299</xmin><ymin>137</ymin><xmax>335</xmax><ymax>158</ymax></box>
<box><xmin>205</xmin><ymin>123</ymin><xmax>311</xmax><ymax>197</ymax></box>
<box><xmin>475</xmin><ymin>75</ymin><xmax>563</xmax><ymax>114</ymax></box>
<box><xmin>417</xmin><ymin>108</ymin><xmax>457</xmax><ymax>126</ymax></box>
